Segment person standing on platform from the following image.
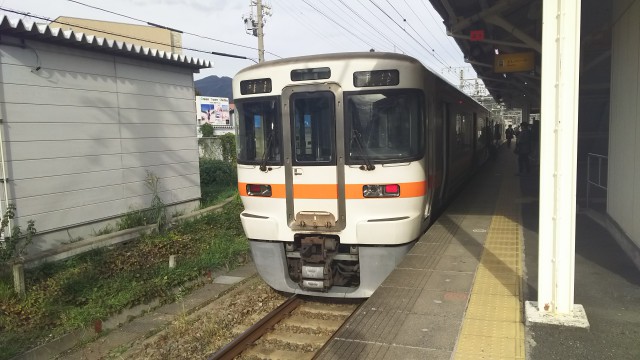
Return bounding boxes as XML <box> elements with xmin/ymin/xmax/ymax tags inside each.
<box><xmin>514</xmin><ymin>122</ymin><xmax>532</xmax><ymax>175</ymax></box>
<box><xmin>505</xmin><ymin>124</ymin><xmax>515</xmax><ymax>148</ymax></box>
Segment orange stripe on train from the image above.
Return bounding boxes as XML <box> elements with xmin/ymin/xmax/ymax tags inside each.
<box><xmin>239</xmin><ymin>181</ymin><xmax>427</xmax><ymax>199</ymax></box>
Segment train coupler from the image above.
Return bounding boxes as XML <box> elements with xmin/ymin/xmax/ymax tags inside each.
<box><xmin>297</xmin><ymin>236</ymin><xmax>337</xmax><ymax>291</ymax></box>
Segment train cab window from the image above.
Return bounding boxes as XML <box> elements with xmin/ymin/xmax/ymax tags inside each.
<box><xmin>236</xmin><ymin>98</ymin><xmax>282</xmax><ymax>165</ymax></box>
<box><xmin>291</xmin><ymin>92</ymin><xmax>335</xmax><ymax>164</ymax></box>
<box><xmin>345</xmin><ymin>90</ymin><xmax>424</xmax><ymax>164</ymax></box>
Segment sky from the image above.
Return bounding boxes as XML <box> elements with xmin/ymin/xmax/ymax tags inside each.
<box><xmin>0</xmin><ymin>0</ymin><xmax>476</xmax><ymax>85</ymax></box>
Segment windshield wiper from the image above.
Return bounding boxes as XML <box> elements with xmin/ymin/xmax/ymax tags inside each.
<box><xmin>259</xmin><ymin>130</ymin><xmax>274</xmax><ymax>172</ymax></box>
<box><xmin>351</xmin><ymin>129</ymin><xmax>375</xmax><ymax>171</ymax></box>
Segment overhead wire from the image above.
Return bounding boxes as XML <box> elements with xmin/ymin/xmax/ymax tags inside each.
<box><xmin>271</xmin><ymin>0</ymin><xmax>348</xmax><ymax>52</ymax></box>
<box><xmin>415</xmin><ymin>1</ymin><xmax>475</xmax><ymax>79</ymax></box>
<box><xmin>19</xmin><ymin>0</ymin><xmax>469</xmax><ymax>84</ymax></box>
<box><xmin>300</xmin><ymin>0</ymin><xmax>376</xmax><ymax>50</ymax></box>
<box><xmin>64</xmin><ymin>0</ymin><xmax>282</xmax><ymax>58</ymax></box>
<box><xmin>382</xmin><ymin>0</ymin><xmax>451</xmax><ymax>67</ymax></box>
<box><xmin>335</xmin><ymin>0</ymin><xmax>399</xmax><ymax>52</ymax></box>
<box><xmin>288</xmin><ymin>0</ymin><xmax>362</xmax><ymax>52</ymax></box>
<box><xmin>400</xmin><ymin>0</ymin><xmax>463</xmax><ymax>65</ymax></box>
<box><xmin>355</xmin><ymin>0</ymin><xmax>415</xmax><ymax>54</ymax></box>
<box><xmin>322</xmin><ymin>0</ymin><xmax>392</xmax><ymax>52</ymax></box>
<box><xmin>368</xmin><ymin>0</ymin><xmax>449</xmax><ymax>70</ymax></box>
<box><xmin>418</xmin><ymin>0</ymin><xmax>467</xmax><ymax>55</ymax></box>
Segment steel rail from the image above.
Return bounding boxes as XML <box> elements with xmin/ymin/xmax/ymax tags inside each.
<box><xmin>207</xmin><ymin>294</ymin><xmax>303</xmax><ymax>360</ymax></box>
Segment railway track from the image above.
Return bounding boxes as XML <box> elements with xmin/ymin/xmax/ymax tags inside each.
<box><xmin>209</xmin><ymin>295</ymin><xmax>361</xmax><ymax>360</ymax></box>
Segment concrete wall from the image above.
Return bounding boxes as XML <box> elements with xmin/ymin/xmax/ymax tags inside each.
<box><xmin>0</xmin><ymin>35</ymin><xmax>200</xmax><ymax>252</ymax></box>
<box><xmin>608</xmin><ymin>0</ymin><xmax>640</xmax><ymax>248</ymax></box>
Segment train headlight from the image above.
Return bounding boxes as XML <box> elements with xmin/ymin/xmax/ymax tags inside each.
<box><xmin>247</xmin><ymin>184</ymin><xmax>272</xmax><ymax>197</ymax></box>
<box><xmin>362</xmin><ymin>184</ymin><xmax>400</xmax><ymax>198</ymax></box>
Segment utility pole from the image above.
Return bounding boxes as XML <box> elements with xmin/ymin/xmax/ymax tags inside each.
<box><xmin>257</xmin><ymin>0</ymin><xmax>264</xmax><ymax>62</ymax></box>
<box><xmin>243</xmin><ymin>0</ymin><xmax>271</xmax><ymax>63</ymax></box>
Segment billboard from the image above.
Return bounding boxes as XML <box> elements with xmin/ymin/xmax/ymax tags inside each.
<box><xmin>196</xmin><ymin>96</ymin><xmax>230</xmax><ymax>126</ymax></box>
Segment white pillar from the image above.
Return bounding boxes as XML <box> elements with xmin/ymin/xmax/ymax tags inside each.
<box><xmin>526</xmin><ymin>0</ymin><xmax>588</xmax><ymax>327</ymax></box>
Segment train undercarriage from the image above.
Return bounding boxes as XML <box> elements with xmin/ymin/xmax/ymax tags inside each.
<box><xmin>285</xmin><ymin>235</ymin><xmax>360</xmax><ymax>291</ymax></box>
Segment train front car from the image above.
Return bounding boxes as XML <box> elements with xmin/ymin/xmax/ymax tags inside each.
<box><xmin>233</xmin><ymin>53</ymin><xmax>431</xmax><ymax>298</ymax></box>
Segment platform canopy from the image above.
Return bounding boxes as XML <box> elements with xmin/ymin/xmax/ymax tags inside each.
<box><xmin>428</xmin><ymin>0</ymin><xmax>611</xmax><ymax>112</ymax></box>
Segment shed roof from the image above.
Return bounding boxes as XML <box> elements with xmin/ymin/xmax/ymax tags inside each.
<box><xmin>0</xmin><ymin>15</ymin><xmax>212</xmax><ymax>70</ymax></box>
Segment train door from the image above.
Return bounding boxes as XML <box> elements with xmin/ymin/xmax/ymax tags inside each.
<box><xmin>281</xmin><ymin>84</ymin><xmax>346</xmax><ymax>231</ymax></box>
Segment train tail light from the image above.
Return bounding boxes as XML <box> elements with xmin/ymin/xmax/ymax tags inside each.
<box><xmin>363</xmin><ymin>184</ymin><xmax>400</xmax><ymax>198</ymax></box>
<box><xmin>247</xmin><ymin>184</ymin><xmax>272</xmax><ymax>197</ymax></box>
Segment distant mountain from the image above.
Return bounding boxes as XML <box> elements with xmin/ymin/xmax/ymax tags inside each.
<box><xmin>194</xmin><ymin>75</ymin><xmax>232</xmax><ymax>100</ymax></box>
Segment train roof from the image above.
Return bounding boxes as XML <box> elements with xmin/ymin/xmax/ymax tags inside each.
<box><xmin>235</xmin><ymin>52</ymin><xmax>422</xmax><ymax>75</ymax></box>
<box><xmin>235</xmin><ymin>52</ymin><xmax>487</xmax><ymax>111</ymax></box>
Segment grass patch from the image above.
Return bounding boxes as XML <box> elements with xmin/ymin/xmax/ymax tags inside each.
<box><xmin>201</xmin><ymin>184</ymin><xmax>237</xmax><ymax>208</ymax></box>
<box><xmin>0</xmin><ymin>196</ymin><xmax>246</xmax><ymax>360</ymax></box>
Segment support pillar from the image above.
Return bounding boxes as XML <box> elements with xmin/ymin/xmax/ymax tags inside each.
<box><xmin>525</xmin><ymin>0</ymin><xmax>589</xmax><ymax>327</ymax></box>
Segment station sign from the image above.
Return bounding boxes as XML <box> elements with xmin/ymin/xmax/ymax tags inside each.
<box><xmin>494</xmin><ymin>52</ymin><xmax>535</xmax><ymax>73</ymax></box>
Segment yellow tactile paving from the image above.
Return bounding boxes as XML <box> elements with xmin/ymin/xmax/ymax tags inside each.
<box><xmin>454</xmin><ymin>171</ymin><xmax>526</xmax><ymax>359</ymax></box>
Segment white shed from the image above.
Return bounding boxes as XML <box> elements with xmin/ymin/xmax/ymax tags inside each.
<box><xmin>0</xmin><ymin>16</ymin><xmax>212</xmax><ymax>254</ymax></box>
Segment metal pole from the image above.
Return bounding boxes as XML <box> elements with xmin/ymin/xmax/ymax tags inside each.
<box><xmin>586</xmin><ymin>156</ymin><xmax>591</xmax><ymax>209</ymax></box>
<box><xmin>257</xmin><ymin>0</ymin><xmax>265</xmax><ymax>63</ymax></box>
<box><xmin>0</xmin><ymin>116</ymin><xmax>9</xmax><ymax>238</ymax></box>
<box><xmin>538</xmin><ymin>0</ymin><xmax>581</xmax><ymax>315</ymax></box>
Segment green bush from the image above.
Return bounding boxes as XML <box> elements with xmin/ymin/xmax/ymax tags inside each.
<box><xmin>199</xmin><ymin>123</ymin><xmax>214</xmax><ymax>138</ymax></box>
<box><xmin>218</xmin><ymin>133</ymin><xmax>237</xmax><ymax>164</ymax></box>
<box><xmin>199</xmin><ymin>159</ymin><xmax>236</xmax><ymax>187</ymax></box>
<box><xmin>0</xmin><ymin>204</ymin><xmax>37</xmax><ymax>263</ymax></box>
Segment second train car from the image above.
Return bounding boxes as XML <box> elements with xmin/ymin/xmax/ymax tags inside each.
<box><xmin>232</xmin><ymin>52</ymin><xmax>491</xmax><ymax>298</ymax></box>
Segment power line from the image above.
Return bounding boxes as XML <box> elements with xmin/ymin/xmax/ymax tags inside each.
<box><xmin>335</xmin><ymin>0</ymin><xmax>398</xmax><ymax>52</ymax></box>
<box><xmin>368</xmin><ymin>0</ymin><xmax>449</xmax><ymax>69</ymax></box>
<box><xmin>418</xmin><ymin>0</ymin><xmax>464</xmax><ymax>53</ymax></box>
<box><xmin>316</xmin><ymin>0</ymin><xmax>377</xmax><ymax>47</ymax></box>
<box><xmin>322</xmin><ymin>0</ymin><xmax>389</xmax><ymax>51</ymax></box>
<box><xmin>0</xmin><ymin>6</ymin><xmax>258</xmax><ymax>62</ymax></box>
<box><xmin>301</xmin><ymin>0</ymin><xmax>376</xmax><ymax>50</ymax></box>
<box><xmin>382</xmin><ymin>0</ymin><xmax>451</xmax><ymax>67</ymax></box>
<box><xmin>64</xmin><ymin>0</ymin><xmax>282</xmax><ymax>58</ymax></box>
<box><xmin>271</xmin><ymin>0</ymin><xmax>348</xmax><ymax>52</ymax></box>
<box><xmin>400</xmin><ymin>0</ymin><xmax>462</xmax><ymax>65</ymax></box>
<box><xmin>356</xmin><ymin>0</ymin><xmax>413</xmax><ymax>54</ymax></box>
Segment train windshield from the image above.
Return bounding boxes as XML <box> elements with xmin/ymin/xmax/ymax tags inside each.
<box><xmin>345</xmin><ymin>90</ymin><xmax>424</xmax><ymax>164</ymax></box>
<box><xmin>236</xmin><ymin>98</ymin><xmax>282</xmax><ymax>165</ymax></box>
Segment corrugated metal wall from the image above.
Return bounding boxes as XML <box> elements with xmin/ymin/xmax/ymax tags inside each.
<box><xmin>608</xmin><ymin>0</ymin><xmax>640</xmax><ymax>248</ymax></box>
<box><xmin>0</xmin><ymin>37</ymin><xmax>200</xmax><ymax>249</ymax></box>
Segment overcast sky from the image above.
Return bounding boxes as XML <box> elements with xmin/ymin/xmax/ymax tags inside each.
<box><xmin>0</xmin><ymin>0</ymin><xmax>476</xmax><ymax>85</ymax></box>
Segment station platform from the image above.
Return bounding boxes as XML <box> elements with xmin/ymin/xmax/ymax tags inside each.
<box><xmin>316</xmin><ymin>144</ymin><xmax>640</xmax><ymax>360</ymax></box>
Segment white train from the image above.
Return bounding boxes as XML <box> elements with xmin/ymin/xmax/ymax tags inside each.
<box><xmin>232</xmin><ymin>52</ymin><xmax>490</xmax><ymax>298</ymax></box>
